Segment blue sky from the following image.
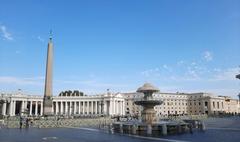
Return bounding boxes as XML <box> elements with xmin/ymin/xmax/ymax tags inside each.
<box><xmin>0</xmin><ymin>0</ymin><xmax>240</xmax><ymax>98</ymax></box>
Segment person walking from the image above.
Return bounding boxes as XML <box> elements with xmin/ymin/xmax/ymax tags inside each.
<box><xmin>25</xmin><ymin>118</ymin><xmax>29</xmax><ymax>129</ymax></box>
<box><xmin>19</xmin><ymin>116</ymin><xmax>23</xmax><ymax>129</ymax></box>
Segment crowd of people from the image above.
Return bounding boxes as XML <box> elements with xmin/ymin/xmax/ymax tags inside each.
<box><xmin>19</xmin><ymin>117</ymin><xmax>32</xmax><ymax>129</ymax></box>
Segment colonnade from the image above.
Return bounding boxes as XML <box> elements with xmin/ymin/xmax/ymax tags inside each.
<box><xmin>0</xmin><ymin>98</ymin><xmax>125</xmax><ymax>116</ymax></box>
<box><xmin>1</xmin><ymin>100</ymin><xmax>43</xmax><ymax>116</ymax></box>
<box><xmin>52</xmin><ymin>99</ymin><xmax>125</xmax><ymax>116</ymax></box>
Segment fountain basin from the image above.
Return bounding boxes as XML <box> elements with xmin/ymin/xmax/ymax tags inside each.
<box><xmin>112</xmin><ymin>121</ymin><xmax>190</xmax><ymax>136</ymax></box>
<box><xmin>134</xmin><ymin>100</ymin><xmax>163</xmax><ymax>106</ymax></box>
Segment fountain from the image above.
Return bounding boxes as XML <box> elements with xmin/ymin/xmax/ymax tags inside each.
<box><xmin>135</xmin><ymin>83</ymin><xmax>162</xmax><ymax>124</ymax></box>
<box><xmin>112</xmin><ymin>83</ymin><xmax>190</xmax><ymax>136</ymax></box>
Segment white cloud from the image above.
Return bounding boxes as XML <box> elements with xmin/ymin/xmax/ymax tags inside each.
<box><xmin>141</xmin><ymin>68</ymin><xmax>160</xmax><ymax>77</ymax></box>
<box><xmin>0</xmin><ymin>76</ymin><xmax>44</xmax><ymax>85</ymax></box>
<box><xmin>56</xmin><ymin>79</ymin><xmax>126</xmax><ymax>88</ymax></box>
<box><xmin>211</xmin><ymin>67</ymin><xmax>239</xmax><ymax>81</ymax></box>
<box><xmin>37</xmin><ymin>36</ymin><xmax>44</xmax><ymax>42</ymax></box>
<box><xmin>203</xmin><ymin>51</ymin><xmax>213</xmax><ymax>61</ymax></box>
<box><xmin>0</xmin><ymin>24</ymin><xmax>13</xmax><ymax>40</ymax></box>
<box><xmin>177</xmin><ymin>60</ymin><xmax>184</xmax><ymax>66</ymax></box>
<box><xmin>162</xmin><ymin>64</ymin><xmax>172</xmax><ymax>72</ymax></box>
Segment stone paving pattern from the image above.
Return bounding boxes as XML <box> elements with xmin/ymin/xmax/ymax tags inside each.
<box><xmin>0</xmin><ymin>117</ymin><xmax>240</xmax><ymax>142</ymax></box>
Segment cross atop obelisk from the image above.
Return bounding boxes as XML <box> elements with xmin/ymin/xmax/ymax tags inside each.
<box><xmin>43</xmin><ymin>31</ymin><xmax>54</xmax><ymax>116</ymax></box>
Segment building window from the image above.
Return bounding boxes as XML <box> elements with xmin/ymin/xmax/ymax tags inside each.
<box><xmin>205</xmin><ymin>102</ymin><xmax>208</xmax><ymax>107</ymax></box>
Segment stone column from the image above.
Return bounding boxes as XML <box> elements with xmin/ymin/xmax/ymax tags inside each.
<box><xmin>35</xmin><ymin>101</ymin><xmax>38</xmax><ymax>116</ymax></box>
<box><xmin>2</xmin><ymin>102</ymin><xmax>6</xmax><ymax>115</ymax></box>
<box><xmin>51</xmin><ymin>102</ymin><xmax>54</xmax><ymax>114</ymax></box>
<box><xmin>78</xmin><ymin>101</ymin><xmax>81</xmax><ymax>114</ymax></box>
<box><xmin>99</xmin><ymin>101</ymin><xmax>101</xmax><ymax>114</ymax></box>
<box><xmin>56</xmin><ymin>101</ymin><xmax>59</xmax><ymax>115</ymax></box>
<box><xmin>12</xmin><ymin>101</ymin><xmax>16</xmax><ymax>116</ymax></box>
<box><xmin>83</xmin><ymin>101</ymin><xmax>85</xmax><ymax>114</ymax></box>
<box><xmin>122</xmin><ymin>101</ymin><xmax>125</xmax><ymax>115</ymax></box>
<box><xmin>69</xmin><ymin>101</ymin><xmax>73</xmax><ymax>115</ymax></box>
<box><xmin>87</xmin><ymin>101</ymin><xmax>89</xmax><ymax>115</ymax></box>
<box><xmin>95</xmin><ymin>101</ymin><xmax>98</xmax><ymax>115</ymax></box>
<box><xmin>40</xmin><ymin>101</ymin><xmax>43</xmax><ymax>116</ymax></box>
<box><xmin>65</xmin><ymin>102</ymin><xmax>68</xmax><ymax>115</ymax></box>
<box><xmin>24</xmin><ymin>101</ymin><xmax>27</xmax><ymax>110</ymax></box>
<box><xmin>60</xmin><ymin>101</ymin><xmax>63</xmax><ymax>115</ymax></box>
<box><xmin>30</xmin><ymin>101</ymin><xmax>33</xmax><ymax>115</ymax></box>
<box><xmin>103</xmin><ymin>101</ymin><xmax>107</xmax><ymax>115</ymax></box>
<box><xmin>119</xmin><ymin>101</ymin><xmax>122</xmax><ymax>115</ymax></box>
<box><xmin>116</xmin><ymin>101</ymin><xmax>119</xmax><ymax>115</ymax></box>
<box><xmin>74</xmin><ymin>101</ymin><xmax>77</xmax><ymax>115</ymax></box>
<box><xmin>91</xmin><ymin>101</ymin><xmax>94</xmax><ymax>114</ymax></box>
<box><xmin>21</xmin><ymin>101</ymin><xmax>24</xmax><ymax>115</ymax></box>
<box><xmin>113</xmin><ymin>99</ymin><xmax>115</xmax><ymax>115</ymax></box>
<box><xmin>110</xmin><ymin>100</ymin><xmax>113</xmax><ymax>115</ymax></box>
<box><xmin>63</xmin><ymin>102</ymin><xmax>66</xmax><ymax>115</ymax></box>
<box><xmin>9</xmin><ymin>101</ymin><xmax>13</xmax><ymax>116</ymax></box>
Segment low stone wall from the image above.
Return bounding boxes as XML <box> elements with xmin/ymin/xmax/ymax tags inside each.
<box><xmin>2</xmin><ymin>117</ymin><xmax>114</xmax><ymax>129</ymax></box>
<box><xmin>158</xmin><ymin>114</ymin><xmax>208</xmax><ymax>121</ymax></box>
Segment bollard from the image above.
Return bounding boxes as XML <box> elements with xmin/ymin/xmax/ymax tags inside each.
<box><xmin>200</xmin><ymin>121</ymin><xmax>206</xmax><ymax>131</ymax></box>
<box><xmin>189</xmin><ymin>123</ymin><xmax>193</xmax><ymax>134</ymax></box>
<box><xmin>132</xmin><ymin>125</ymin><xmax>137</xmax><ymax>135</ymax></box>
<box><xmin>120</xmin><ymin>124</ymin><xmax>123</xmax><ymax>134</ymax></box>
<box><xmin>177</xmin><ymin>124</ymin><xmax>182</xmax><ymax>134</ymax></box>
<box><xmin>161</xmin><ymin>124</ymin><xmax>167</xmax><ymax>136</ymax></box>
<box><xmin>147</xmin><ymin>124</ymin><xmax>152</xmax><ymax>135</ymax></box>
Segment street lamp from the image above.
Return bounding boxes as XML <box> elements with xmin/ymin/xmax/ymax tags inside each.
<box><xmin>236</xmin><ymin>73</ymin><xmax>240</xmax><ymax>114</ymax></box>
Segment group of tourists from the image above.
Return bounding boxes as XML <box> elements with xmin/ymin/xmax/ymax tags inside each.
<box><xmin>19</xmin><ymin>117</ymin><xmax>32</xmax><ymax>129</ymax></box>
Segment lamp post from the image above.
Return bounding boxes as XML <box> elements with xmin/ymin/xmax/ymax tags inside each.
<box><xmin>236</xmin><ymin>74</ymin><xmax>240</xmax><ymax>114</ymax></box>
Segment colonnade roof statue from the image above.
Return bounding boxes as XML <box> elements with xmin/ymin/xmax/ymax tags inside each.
<box><xmin>43</xmin><ymin>31</ymin><xmax>54</xmax><ymax>116</ymax></box>
<box><xmin>236</xmin><ymin>74</ymin><xmax>240</xmax><ymax>80</ymax></box>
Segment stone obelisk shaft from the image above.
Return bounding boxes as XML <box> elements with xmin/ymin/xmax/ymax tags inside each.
<box><xmin>43</xmin><ymin>37</ymin><xmax>53</xmax><ymax>116</ymax></box>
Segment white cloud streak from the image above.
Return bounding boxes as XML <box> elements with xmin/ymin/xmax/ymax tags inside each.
<box><xmin>0</xmin><ymin>76</ymin><xmax>44</xmax><ymax>85</ymax></box>
<box><xmin>203</xmin><ymin>51</ymin><xmax>213</xmax><ymax>61</ymax></box>
<box><xmin>0</xmin><ymin>24</ymin><xmax>13</xmax><ymax>40</ymax></box>
<box><xmin>141</xmin><ymin>68</ymin><xmax>160</xmax><ymax>77</ymax></box>
<box><xmin>37</xmin><ymin>36</ymin><xmax>44</xmax><ymax>42</ymax></box>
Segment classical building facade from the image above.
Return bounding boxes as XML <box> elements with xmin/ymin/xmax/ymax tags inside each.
<box><xmin>0</xmin><ymin>89</ymin><xmax>239</xmax><ymax>117</ymax></box>
<box><xmin>124</xmin><ymin>92</ymin><xmax>240</xmax><ymax>117</ymax></box>
<box><xmin>0</xmin><ymin>90</ymin><xmax>125</xmax><ymax>117</ymax></box>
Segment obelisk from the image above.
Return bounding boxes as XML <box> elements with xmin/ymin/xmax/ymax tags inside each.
<box><xmin>43</xmin><ymin>33</ymin><xmax>54</xmax><ymax>116</ymax></box>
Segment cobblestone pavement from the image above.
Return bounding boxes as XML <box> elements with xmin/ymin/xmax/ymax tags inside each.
<box><xmin>0</xmin><ymin>128</ymin><xmax>168</xmax><ymax>142</ymax></box>
<box><xmin>0</xmin><ymin>117</ymin><xmax>240</xmax><ymax>142</ymax></box>
<box><xmin>164</xmin><ymin>117</ymin><xmax>240</xmax><ymax>142</ymax></box>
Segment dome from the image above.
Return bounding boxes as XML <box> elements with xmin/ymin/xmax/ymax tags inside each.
<box><xmin>136</xmin><ymin>83</ymin><xmax>159</xmax><ymax>93</ymax></box>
